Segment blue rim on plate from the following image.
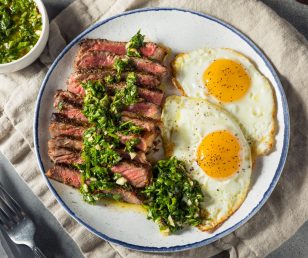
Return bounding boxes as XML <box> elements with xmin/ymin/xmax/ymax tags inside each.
<box><xmin>33</xmin><ymin>7</ymin><xmax>290</xmax><ymax>252</ymax></box>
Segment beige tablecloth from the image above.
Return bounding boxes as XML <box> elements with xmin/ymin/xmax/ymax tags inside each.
<box><xmin>0</xmin><ymin>0</ymin><xmax>307</xmax><ymax>257</ymax></box>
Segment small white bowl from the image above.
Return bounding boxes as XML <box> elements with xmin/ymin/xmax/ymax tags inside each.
<box><xmin>0</xmin><ymin>0</ymin><xmax>49</xmax><ymax>73</ymax></box>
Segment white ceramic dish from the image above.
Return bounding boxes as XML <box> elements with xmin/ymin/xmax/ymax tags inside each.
<box><xmin>0</xmin><ymin>0</ymin><xmax>49</xmax><ymax>73</ymax></box>
<box><xmin>34</xmin><ymin>8</ymin><xmax>289</xmax><ymax>252</ymax></box>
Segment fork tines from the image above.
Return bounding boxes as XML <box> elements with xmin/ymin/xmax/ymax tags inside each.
<box><xmin>0</xmin><ymin>184</ymin><xmax>25</xmax><ymax>229</ymax></box>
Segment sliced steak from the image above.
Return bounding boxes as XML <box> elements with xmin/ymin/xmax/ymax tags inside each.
<box><xmin>55</xmin><ymin>104</ymin><xmax>87</xmax><ymax>122</ymax></box>
<box><xmin>99</xmin><ymin>187</ymin><xmax>143</xmax><ymax>205</ymax></box>
<box><xmin>111</xmin><ymin>161</ymin><xmax>151</xmax><ymax>188</ymax></box>
<box><xmin>54</xmin><ymin>92</ymin><xmax>87</xmax><ymax>122</ymax></box>
<box><xmin>49</xmin><ymin>120</ymin><xmax>85</xmax><ymax>138</ymax></box>
<box><xmin>49</xmin><ymin>114</ymin><xmax>157</xmax><ymax>152</ymax></box>
<box><xmin>75</xmin><ymin>51</ymin><xmax>167</xmax><ymax>77</ymax></box>
<box><xmin>124</xmin><ymin>101</ymin><xmax>161</xmax><ymax>120</ymax></box>
<box><xmin>79</xmin><ymin>39</ymin><xmax>167</xmax><ymax>62</ymax></box>
<box><xmin>46</xmin><ymin>164</ymin><xmax>81</xmax><ymax>188</ymax></box>
<box><xmin>48</xmin><ymin>136</ymin><xmax>83</xmax><ymax>151</ymax></box>
<box><xmin>56</xmin><ymin>104</ymin><xmax>158</xmax><ymax>125</ymax></box>
<box><xmin>48</xmin><ymin>146</ymin><xmax>82</xmax><ymax>164</ymax></box>
<box><xmin>49</xmin><ymin>113</ymin><xmax>88</xmax><ymax>138</ymax></box>
<box><xmin>137</xmin><ymin>87</ymin><xmax>164</xmax><ymax>106</ymax></box>
<box><xmin>49</xmin><ymin>156</ymin><xmax>152</xmax><ymax>188</ymax></box>
<box><xmin>133</xmin><ymin>72</ymin><xmax>161</xmax><ymax>88</ymax></box>
<box><xmin>55</xmin><ymin>90</ymin><xmax>161</xmax><ymax>121</ymax></box>
<box><xmin>46</xmin><ymin>164</ymin><xmax>143</xmax><ymax>204</ymax></box>
<box><xmin>121</xmin><ymin>112</ymin><xmax>157</xmax><ymax>132</ymax></box>
<box><xmin>100</xmin><ymin>82</ymin><xmax>164</xmax><ymax>105</ymax></box>
<box><xmin>68</xmin><ymin>69</ymin><xmax>161</xmax><ymax>96</ymax></box>
<box><xmin>130</xmin><ymin>56</ymin><xmax>167</xmax><ymax>77</ymax></box>
<box><xmin>67</xmin><ymin>74</ymin><xmax>86</xmax><ymax>96</ymax></box>
<box><xmin>54</xmin><ymin>90</ymin><xmax>83</xmax><ymax>107</ymax></box>
<box><xmin>67</xmin><ymin>81</ymin><xmax>164</xmax><ymax>106</ymax></box>
<box><xmin>58</xmin><ymin>108</ymin><xmax>88</xmax><ymax>123</ymax></box>
<box><xmin>48</xmin><ymin>138</ymin><xmax>149</xmax><ymax>164</ymax></box>
<box><xmin>117</xmin><ymin>131</ymin><xmax>157</xmax><ymax>152</ymax></box>
<box><xmin>117</xmin><ymin>149</ymin><xmax>149</xmax><ymax>165</ymax></box>
<box><xmin>51</xmin><ymin>112</ymin><xmax>88</xmax><ymax>126</ymax></box>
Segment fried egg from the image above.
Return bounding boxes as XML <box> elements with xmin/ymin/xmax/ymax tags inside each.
<box><xmin>162</xmin><ymin>96</ymin><xmax>252</xmax><ymax>231</ymax></box>
<box><xmin>172</xmin><ymin>48</ymin><xmax>276</xmax><ymax>156</ymax></box>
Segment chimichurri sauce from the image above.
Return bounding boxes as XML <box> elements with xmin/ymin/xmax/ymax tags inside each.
<box><xmin>0</xmin><ymin>0</ymin><xmax>42</xmax><ymax>64</ymax></box>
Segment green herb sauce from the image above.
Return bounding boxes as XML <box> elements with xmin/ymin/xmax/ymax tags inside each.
<box><xmin>125</xmin><ymin>29</ymin><xmax>144</xmax><ymax>57</ymax></box>
<box><xmin>0</xmin><ymin>0</ymin><xmax>42</xmax><ymax>64</ymax></box>
<box><xmin>77</xmin><ymin>75</ymin><xmax>142</xmax><ymax>204</ymax></box>
<box><xmin>143</xmin><ymin>157</ymin><xmax>204</xmax><ymax>234</ymax></box>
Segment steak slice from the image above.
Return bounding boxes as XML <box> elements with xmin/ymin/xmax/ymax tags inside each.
<box><xmin>62</xmin><ymin>81</ymin><xmax>164</xmax><ymax>106</ymax></box>
<box><xmin>55</xmin><ymin>104</ymin><xmax>160</xmax><ymax>127</ymax></box>
<box><xmin>46</xmin><ymin>164</ymin><xmax>81</xmax><ymax>188</ymax></box>
<box><xmin>54</xmin><ymin>91</ymin><xmax>87</xmax><ymax>122</ymax></box>
<box><xmin>79</xmin><ymin>39</ymin><xmax>167</xmax><ymax>62</ymax></box>
<box><xmin>106</xmin><ymin>82</ymin><xmax>164</xmax><ymax>105</ymax></box>
<box><xmin>118</xmin><ymin>131</ymin><xmax>157</xmax><ymax>152</ymax></box>
<box><xmin>49</xmin><ymin>120</ymin><xmax>85</xmax><ymax>139</ymax></box>
<box><xmin>48</xmin><ymin>147</ymin><xmax>150</xmax><ymax>187</ymax></box>
<box><xmin>124</xmin><ymin>101</ymin><xmax>161</xmax><ymax>120</ymax></box>
<box><xmin>75</xmin><ymin>51</ymin><xmax>167</xmax><ymax>77</ymax></box>
<box><xmin>121</xmin><ymin>112</ymin><xmax>157</xmax><ymax>132</ymax></box>
<box><xmin>97</xmin><ymin>81</ymin><xmax>164</xmax><ymax>105</ymax></box>
<box><xmin>49</xmin><ymin>114</ymin><xmax>157</xmax><ymax>152</ymax></box>
<box><xmin>51</xmin><ymin>112</ymin><xmax>88</xmax><ymax>126</ymax></box>
<box><xmin>111</xmin><ymin>161</ymin><xmax>151</xmax><ymax>188</ymax></box>
<box><xmin>57</xmin><ymin>108</ymin><xmax>88</xmax><ymax>123</ymax></box>
<box><xmin>116</xmin><ymin>149</ymin><xmax>148</xmax><ymax>165</ymax></box>
<box><xmin>48</xmin><ymin>137</ymin><xmax>149</xmax><ymax>164</ymax></box>
<box><xmin>48</xmin><ymin>146</ymin><xmax>82</xmax><ymax>164</ymax></box>
<box><xmin>130</xmin><ymin>56</ymin><xmax>167</xmax><ymax>77</ymax></box>
<box><xmin>48</xmin><ymin>136</ymin><xmax>83</xmax><ymax>151</ymax></box>
<box><xmin>46</xmin><ymin>164</ymin><xmax>143</xmax><ymax>204</ymax></box>
<box><xmin>122</xmin><ymin>112</ymin><xmax>163</xmax><ymax>136</ymax></box>
<box><xmin>54</xmin><ymin>90</ymin><xmax>83</xmax><ymax>107</ymax></box>
<box><xmin>68</xmin><ymin>69</ymin><xmax>161</xmax><ymax>96</ymax></box>
<box><xmin>55</xmin><ymin>90</ymin><xmax>161</xmax><ymax>121</ymax></box>
<box><xmin>99</xmin><ymin>188</ymin><xmax>143</xmax><ymax>205</ymax></box>
<box><xmin>137</xmin><ymin>87</ymin><xmax>164</xmax><ymax>106</ymax></box>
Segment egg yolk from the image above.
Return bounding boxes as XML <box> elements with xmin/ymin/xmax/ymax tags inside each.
<box><xmin>197</xmin><ymin>130</ymin><xmax>241</xmax><ymax>179</ymax></box>
<box><xmin>203</xmin><ymin>59</ymin><xmax>250</xmax><ymax>102</ymax></box>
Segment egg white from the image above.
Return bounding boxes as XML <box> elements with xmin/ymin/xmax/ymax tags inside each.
<box><xmin>162</xmin><ymin>96</ymin><xmax>252</xmax><ymax>231</ymax></box>
<box><xmin>172</xmin><ymin>48</ymin><xmax>276</xmax><ymax>156</ymax></box>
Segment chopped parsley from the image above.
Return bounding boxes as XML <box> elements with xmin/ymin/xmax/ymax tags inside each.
<box><xmin>110</xmin><ymin>72</ymin><xmax>138</xmax><ymax>116</ymax></box>
<box><xmin>57</xmin><ymin>101</ymin><xmax>63</xmax><ymax>111</ymax></box>
<box><xmin>82</xmin><ymin>74</ymin><xmax>139</xmax><ymax>130</ymax></box>
<box><xmin>113</xmin><ymin>57</ymin><xmax>130</xmax><ymax>80</ymax></box>
<box><xmin>125</xmin><ymin>30</ymin><xmax>145</xmax><ymax>57</ymax></box>
<box><xmin>124</xmin><ymin>138</ymin><xmax>140</xmax><ymax>153</ymax></box>
<box><xmin>77</xmin><ymin>127</ymin><xmax>121</xmax><ymax>204</ymax></box>
<box><xmin>78</xmin><ymin>76</ymin><xmax>141</xmax><ymax>203</ymax></box>
<box><xmin>119</xmin><ymin>120</ymin><xmax>142</xmax><ymax>135</ymax></box>
<box><xmin>104</xmin><ymin>74</ymin><xmax>116</xmax><ymax>84</ymax></box>
<box><xmin>143</xmin><ymin>157</ymin><xmax>203</xmax><ymax>234</ymax></box>
<box><xmin>0</xmin><ymin>0</ymin><xmax>42</xmax><ymax>64</ymax></box>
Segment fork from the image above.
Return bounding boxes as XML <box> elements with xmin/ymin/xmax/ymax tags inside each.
<box><xmin>0</xmin><ymin>184</ymin><xmax>46</xmax><ymax>258</ymax></box>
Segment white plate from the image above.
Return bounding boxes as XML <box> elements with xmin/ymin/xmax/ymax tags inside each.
<box><xmin>34</xmin><ymin>8</ymin><xmax>289</xmax><ymax>252</ymax></box>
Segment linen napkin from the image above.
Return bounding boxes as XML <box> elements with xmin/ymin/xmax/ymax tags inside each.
<box><xmin>0</xmin><ymin>0</ymin><xmax>307</xmax><ymax>257</ymax></box>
